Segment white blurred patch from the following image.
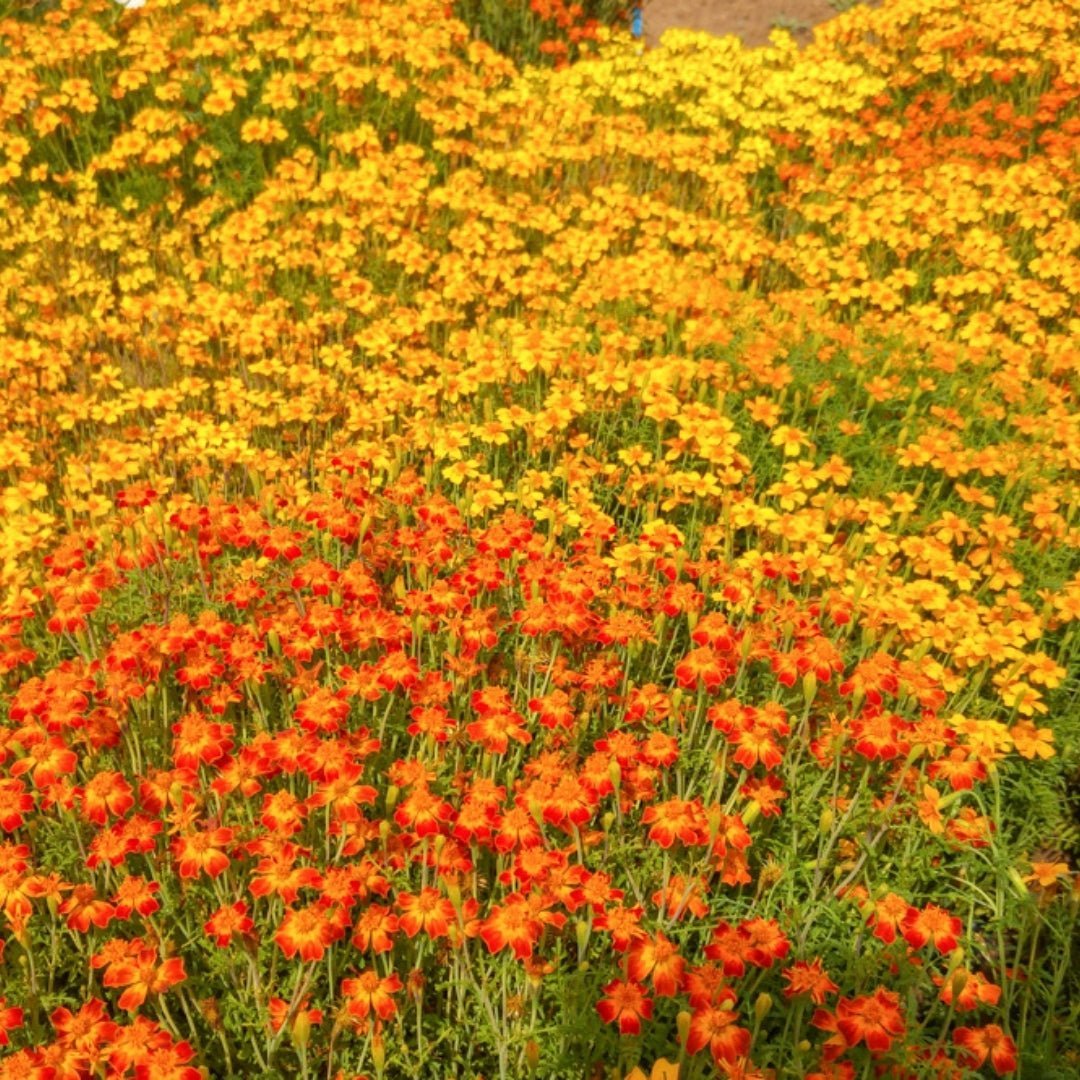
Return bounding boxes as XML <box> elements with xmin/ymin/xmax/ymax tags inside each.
<box><xmin>114</xmin><ymin>0</ymin><xmax>147</xmax><ymax>7</ymax></box>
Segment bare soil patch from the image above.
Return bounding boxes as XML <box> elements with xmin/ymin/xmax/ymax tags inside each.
<box><xmin>642</xmin><ymin>0</ymin><xmax>868</xmax><ymax>47</ymax></box>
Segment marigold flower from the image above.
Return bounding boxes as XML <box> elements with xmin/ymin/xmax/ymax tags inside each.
<box><xmin>902</xmin><ymin>903</ymin><xmax>963</xmax><ymax>953</ymax></box>
<box><xmin>103</xmin><ymin>949</ymin><xmax>186</xmax><ymax>1012</ymax></box>
<box><xmin>275</xmin><ymin>903</ymin><xmax>345</xmax><ymax>961</ymax></box>
<box><xmin>204</xmin><ymin>901</ymin><xmax>254</xmax><ymax>947</ymax></box>
<box><xmin>954</xmin><ymin>1024</ymin><xmax>1019</xmax><ymax>1075</ymax></box>
<box><xmin>397</xmin><ymin>887</ymin><xmax>455</xmax><ymax>940</ymax></box>
<box><xmin>628</xmin><ymin>931</ymin><xmax>685</xmax><ymax>997</ymax></box>
<box><xmin>0</xmin><ymin>999</ymin><xmax>24</xmax><ymax>1046</ymax></box>
<box><xmin>342</xmin><ymin>970</ymin><xmax>403</xmax><ymax>1022</ymax></box>
<box><xmin>596</xmin><ymin>979</ymin><xmax>653</xmax><ymax>1036</ymax></box>
<box><xmin>834</xmin><ymin>987</ymin><xmax>905</xmax><ymax>1054</ymax></box>
<box><xmin>782</xmin><ymin>959</ymin><xmax>839</xmax><ymax>1004</ymax></box>
<box><xmin>686</xmin><ymin>992</ymin><xmax>750</xmax><ymax>1066</ymax></box>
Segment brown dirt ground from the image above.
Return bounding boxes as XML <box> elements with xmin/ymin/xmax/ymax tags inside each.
<box><xmin>642</xmin><ymin>0</ymin><xmax>870</xmax><ymax>48</ymax></box>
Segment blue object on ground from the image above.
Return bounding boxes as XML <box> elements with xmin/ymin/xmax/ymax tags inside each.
<box><xmin>631</xmin><ymin>5</ymin><xmax>643</xmax><ymax>37</ymax></box>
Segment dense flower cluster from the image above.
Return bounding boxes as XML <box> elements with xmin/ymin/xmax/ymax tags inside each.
<box><xmin>0</xmin><ymin>0</ymin><xmax>1077</xmax><ymax>1077</ymax></box>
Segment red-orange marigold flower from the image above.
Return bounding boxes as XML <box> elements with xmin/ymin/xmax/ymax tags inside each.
<box><xmin>627</xmin><ymin>932</ymin><xmax>685</xmax><ymax>997</ymax></box>
<box><xmin>480</xmin><ymin>895</ymin><xmax>545</xmax><ymax>960</ymax></box>
<box><xmin>341</xmin><ymin>970</ymin><xmax>403</xmax><ymax>1022</ymax></box>
<box><xmin>204</xmin><ymin>901</ymin><xmax>254</xmax><ymax>948</ymax></box>
<box><xmin>835</xmin><ymin>988</ymin><xmax>905</xmax><ymax>1054</ymax></box>
<box><xmin>954</xmin><ymin>1024</ymin><xmax>1018</xmax><ymax>1075</ymax></box>
<box><xmin>686</xmin><ymin>993</ymin><xmax>751</xmax><ymax>1066</ymax></box>
<box><xmin>641</xmin><ymin>798</ymin><xmax>708</xmax><ymax>849</ymax></box>
<box><xmin>172</xmin><ymin>827</ymin><xmax>234</xmax><ymax>880</ymax></box>
<box><xmin>596</xmin><ymin>979</ymin><xmax>652</xmax><ymax>1035</ymax></box>
<box><xmin>902</xmin><ymin>903</ymin><xmax>963</xmax><ymax>954</ymax></box>
<box><xmin>103</xmin><ymin>950</ymin><xmax>186</xmax><ymax>1012</ymax></box>
<box><xmin>782</xmin><ymin>959</ymin><xmax>838</xmax><ymax>1005</ymax></box>
<box><xmin>397</xmin><ymin>887</ymin><xmax>454</xmax><ymax>940</ymax></box>
<box><xmin>275</xmin><ymin>904</ymin><xmax>344</xmax><ymax>962</ymax></box>
<box><xmin>0</xmin><ymin>999</ymin><xmax>23</xmax><ymax>1047</ymax></box>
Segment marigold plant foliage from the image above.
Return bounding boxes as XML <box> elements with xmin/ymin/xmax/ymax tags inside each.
<box><xmin>0</xmin><ymin>0</ymin><xmax>1078</xmax><ymax>1077</ymax></box>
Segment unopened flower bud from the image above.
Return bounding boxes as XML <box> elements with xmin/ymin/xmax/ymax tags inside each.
<box><xmin>676</xmin><ymin>1010</ymin><xmax>691</xmax><ymax>1046</ymax></box>
<box><xmin>525</xmin><ymin>1039</ymin><xmax>540</xmax><ymax>1071</ymax></box>
<box><xmin>608</xmin><ymin>761</ymin><xmax>621</xmax><ymax>790</ymax></box>
<box><xmin>1007</xmin><ymin>867</ymin><xmax>1029</xmax><ymax>898</ymax></box>
<box><xmin>291</xmin><ymin>1010</ymin><xmax>312</xmax><ymax>1051</ymax></box>
<box><xmin>575</xmin><ymin>919</ymin><xmax>590</xmax><ymax>959</ymax></box>
<box><xmin>754</xmin><ymin>992</ymin><xmax>773</xmax><ymax>1022</ymax></box>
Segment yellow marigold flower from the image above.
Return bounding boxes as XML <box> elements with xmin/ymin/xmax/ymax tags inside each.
<box><xmin>241</xmin><ymin>116</ymin><xmax>289</xmax><ymax>144</ymax></box>
<box><xmin>1009</xmin><ymin>721</ymin><xmax>1054</xmax><ymax>760</ymax></box>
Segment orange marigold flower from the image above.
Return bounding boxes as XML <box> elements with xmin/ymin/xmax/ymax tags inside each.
<box><xmin>705</xmin><ymin>921</ymin><xmax>753</xmax><ymax>978</ymax></box>
<box><xmin>927</xmin><ymin>748</ymin><xmax>986</xmax><ymax>791</ymax></box>
<box><xmin>80</xmin><ymin>771</ymin><xmax>135</xmax><ymax>825</ymax></box>
<box><xmin>248</xmin><ymin>845</ymin><xmax>323</xmax><ymax>904</ymax></box>
<box><xmin>50</xmin><ymin>997</ymin><xmax>114</xmax><ymax>1050</ymax></box>
<box><xmin>0</xmin><ymin>780</ymin><xmax>35</xmax><ymax>832</ymax></box>
<box><xmin>397</xmin><ymin>887</ymin><xmax>454</xmax><ymax>940</ymax></box>
<box><xmin>902</xmin><ymin>903</ymin><xmax>963</xmax><ymax>953</ymax></box>
<box><xmin>686</xmin><ymin>991</ymin><xmax>750</xmax><ymax>1065</ymax></box>
<box><xmin>268</xmin><ymin>997</ymin><xmax>323</xmax><ymax>1035</ymax></box>
<box><xmin>674</xmin><ymin>647</ymin><xmax>732</xmax><ymax>691</ymax></box>
<box><xmin>628</xmin><ymin>931</ymin><xmax>685</xmax><ymax>997</ymax></box>
<box><xmin>172</xmin><ymin>827</ymin><xmax>234</xmax><ymax>880</ymax></box>
<box><xmin>866</xmin><ymin>892</ymin><xmax>912</xmax><ymax>945</ymax></box>
<box><xmin>742</xmin><ymin>918</ymin><xmax>790</xmax><ymax>968</ymax></box>
<box><xmin>275</xmin><ymin>904</ymin><xmax>344</xmax><ymax>962</ymax></box>
<box><xmin>935</xmin><ymin>968</ymin><xmax>1001</xmax><ymax>1011</ymax></box>
<box><xmin>651</xmin><ymin>874</ymin><xmax>709</xmax><ymax>920</ymax></box>
<box><xmin>480</xmin><ymin>894</ymin><xmax>546</xmax><ymax>960</ymax></box>
<box><xmin>0</xmin><ymin>998</ymin><xmax>24</xmax><ymax>1047</ymax></box>
<box><xmin>594</xmin><ymin>903</ymin><xmax>645</xmax><ymax>951</ymax></box>
<box><xmin>1009</xmin><ymin>720</ymin><xmax>1054</xmax><ymax>760</ymax></box>
<box><xmin>835</xmin><ymin>988</ymin><xmax>905</xmax><ymax>1054</ymax></box>
<box><xmin>394</xmin><ymin>785</ymin><xmax>454</xmax><ymax>838</ymax></box>
<box><xmin>1023</xmin><ymin>860</ymin><xmax>1071</xmax><ymax>890</ymax></box>
<box><xmin>596</xmin><ymin>979</ymin><xmax>653</xmax><ymax>1036</ymax></box>
<box><xmin>352</xmin><ymin>904</ymin><xmax>399</xmax><ymax>954</ymax></box>
<box><xmin>59</xmin><ymin>883</ymin><xmax>115</xmax><ymax>933</ymax></box>
<box><xmin>782</xmin><ymin>959</ymin><xmax>839</xmax><ymax>1005</ymax></box>
<box><xmin>954</xmin><ymin>1024</ymin><xmax>1018</xmax><ymax>1075</ymax></box>
<box><xmin>10</xmin><ymin>737</ymin><xmax>77</xmax><ymax>789</ymax></box>
<box><xmin>465</xmin><ymin>709</ymin><xmax>532</xmax><ymax>755</ymax></box>
<box><xmin>103</xmin><ymin>949</ymin><xmax>186</xmax><ymax>1012</ymax></box>
<box><xmin>641</xmin><ymin>798</ymin><xmax>709</xmax><ymax>849</ymax></box>
<box><xmin>204</xmin><ymin>901</ymin><xmax>254</xmax><ymax>948</ymax></box>
<box><xmin>111</xmin><ymin>876</ymin><xmax>161</xmax><ymax>920</ymax></box>
<box><xmin>341</xmin><ymin>970</ymin><xmax>403</xmax><ymax>1022</ymax></box>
